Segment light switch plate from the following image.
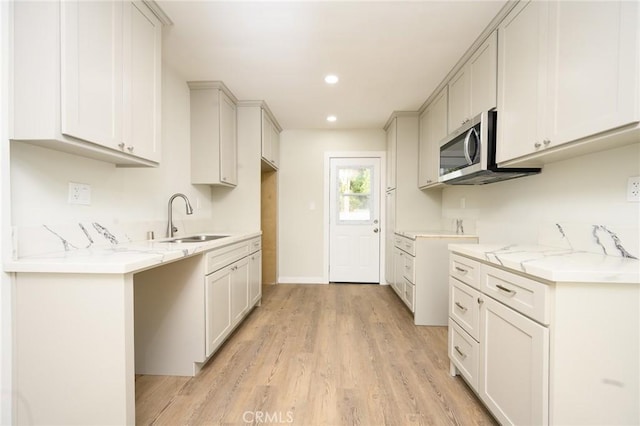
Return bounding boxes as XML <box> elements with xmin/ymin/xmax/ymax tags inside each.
<box><xmin>627</xmin><ymin>176</ymin><xmax>640</xmax><ymax>202</ymax></box>
<box><xmin>68</xmin><ymin>182</ymin><xmax>91</xmax><ymax>205</ymax></box>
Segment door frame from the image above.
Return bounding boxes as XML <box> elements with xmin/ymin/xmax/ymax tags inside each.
<box><xmin>323</xmin><ymin>151</ymin><xmax>386</xmax><ymax>284</ymax></box>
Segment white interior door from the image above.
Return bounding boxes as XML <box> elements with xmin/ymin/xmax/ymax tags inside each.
<box><xmin>329</xmin><ymin>157</ymin><xmax>381</xmax><ymax>283</ymax></box>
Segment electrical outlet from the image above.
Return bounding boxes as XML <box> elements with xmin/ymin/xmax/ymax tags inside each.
<box><xmin>68</xmin><ymin>182</ymin><xmax>91</xmax><ymax>205</ymax></box>
<box><xmin>627</xmin><ymin>176</ymin><xmax>640</xmax><ymax>202</ymax></box>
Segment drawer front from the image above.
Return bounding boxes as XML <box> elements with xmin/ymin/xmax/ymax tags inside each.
<box><xmin>480</xmin><ymin>264</ymin><xmax>551</xmax><ymax>325</ymax></box>
<box><xmin>206</xmin><ymin>240</ymin><xmax>250</xmax><ymax>275</ymax></box>
<box><xmin>394</xmin><ymin>234</ymin><xmax>416</xmax><ymax>255</ymax></box>
<box><xmin>404</xmin><ymin>279</ymin><xmax>415</xmax><ymax>312</ymax></box>
<box><xmin>448</xmin><ymin>318</ymin><xmax>479</xmax><ymax>390</ymax></box>
<box><xmin>403</xmin><ymin>253</ymin><xmax>415</xmax><ymax>284</ymax></box>
<box><xmin>449</xmin><ymin>278</ymin><xmax>480</xmax><ymax>341</ymax></box>
<box><xmin>249</xmin><ymin>237</ymin><xmax>261</xmax><ymax>253</ymax></box>
<box><xmin>450</xmin><ymin>253</ymin><xmax>481</xmax><ymax>289</ymax></box>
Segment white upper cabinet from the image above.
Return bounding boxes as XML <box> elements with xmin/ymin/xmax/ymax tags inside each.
<box><xmin>386</xmin><ymin>117</ymin><xmax>397</xmax><ymax>191</ymax></box>
<box><xmin>261</xmin><ymin>109</ymin><xmax>281</xmax><ymax>170</ymax></box>
<box><xmin>189</xmin><ymin>82</ymin><xmax>238</xmax><ymax>187</ymax></box>
<box><xmin>122</xmin><ymin>1</ymin><xmax>162</xmax><ymax>162</ymax></box>
<box><xmin>418</xmin><ymin>87</ymin><xmax>448</xmax><ymax>189</ymax></box>
<box><xmin>12</xmin><ymin>0</ymin><xmax>162</xmax><ymax>166</ymax></box>
<box><xmin>497</xmin><ymin>0</ymin><xmax>639</xmax><ymax>165</ymax></box>
<box><xmin>448</xmin><ymin>31</ymin><xmax>497</xmax><ymax>134</ymax></box>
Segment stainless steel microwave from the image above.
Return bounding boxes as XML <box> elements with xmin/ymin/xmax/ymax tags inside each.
<box><xmin>439</xmin><ymin>110</ymin><xmax>541</xmax><ymax>185</ymax></box>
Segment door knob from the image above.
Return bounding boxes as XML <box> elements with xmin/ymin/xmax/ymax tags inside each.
<box><xmin>373</xmin><ymin>228</ymin><xmax>379</xmax><ymax>233</ymax></box>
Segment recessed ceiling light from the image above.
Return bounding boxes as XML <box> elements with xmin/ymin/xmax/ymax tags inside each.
<box><xmin>327</xmin><ymin>115</ymin><xmax>337</xmax><ymax>122</ymax></box>
<box><xmin>324</xmin><ymin>74</ymin><xmax>339</xmax><ymax>84</ymax></box>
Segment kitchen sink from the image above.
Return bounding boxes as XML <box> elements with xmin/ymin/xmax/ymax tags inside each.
<box><xmin>164</xmin><ymin>234</ymin><xmax>229</xmax><ymax>243</ymax></box>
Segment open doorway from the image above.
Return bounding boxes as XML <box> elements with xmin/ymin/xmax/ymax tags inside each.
<box><xmin>261</xmin><ymin>169</ymin><xmax>277</xmax><ymax>285</ymax></box>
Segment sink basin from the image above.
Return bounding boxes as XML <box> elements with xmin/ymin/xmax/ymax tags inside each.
<box><xmin>165</xmin><ymin>235</ymin><xmax>229</xmax><ymax>243</ymax></box>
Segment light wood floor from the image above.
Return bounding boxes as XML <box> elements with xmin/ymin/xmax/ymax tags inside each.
<box><xmin>136</xmin><ymin>284</ymin><xmax>496</xmax><ymax>425</ymax></box>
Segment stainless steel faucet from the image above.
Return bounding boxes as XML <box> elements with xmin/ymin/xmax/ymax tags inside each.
<box><xmin>167</xmin><ymin>193</ymin><xmax>194</xmax><ymax>237</ymax></box>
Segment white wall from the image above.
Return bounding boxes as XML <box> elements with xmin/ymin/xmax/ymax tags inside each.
<box><xmin>441</xmin><ymin>143</ymin><xmax>640</xmax><ymax>256</ymax></box>
<box><xmin>278</xmin><ymin>129</ymin><xmax>386</xmax><ymax>283</ymax></box>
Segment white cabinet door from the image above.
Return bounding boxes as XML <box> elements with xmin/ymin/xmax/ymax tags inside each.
<box><xmin>270</xmin><ymin>124</ymin><xmax>280</xmax><ymax>169</ymax></box>
<box><xmin>230</xmin><ymin>256</ymin><xmax>249</xmax><ymax>326</ymax></box>
<box><xmin>205</xmin><ymin>267</ymin><xmax>232</xmax><ymax>357</ymax></box>
<box><xmin>61</xmin><ymin>0</ymin><xmax>123</xmax><ymax>149</ymax></box>
<box><xmin>448</xmin><ymin>31</ymin><xmax>497</xmax><ymax>135</ymax></box>
<box><xmin>546</xmin><ymin>1</ymin><xmax>639</xmax><ymax>148</ymax></box>
<box><xmin>480</xmin><ymin>296</ymin><xmax>549</xmax><ymax>426</ymax></box>
<box><xmin>123</xmin><ymin>1</ymin><xmax>161</xmax><ymax>162</ymax></box>
<box><xmin>386</xmin><ymin>118</ymin><xmax>397</xmax><ymax>191</ymax></box>
<box><xmin>220</xmin><ymin>91</ymin><xmax>238</xmax><ymax>185</ymax></box>
<box><xmin>392</xmin><ymin>247</ymin><xmax>405</xmax><ymax>298</ymax></box>
<box><xmin>496</xmin><ymin>0</ymin><xmax>548</xmax><ymax>164</ymax></box>
<box><xmin>418</xmin><ymin>87</ymin><xmax>447</xmax><ymax>188</ymax></box>
<box><xmin>469</xmin><ymin>31</ymin><xmax>497</xmax><ymax>118</ymax></box>
<box><xmin>249</xmin><ymin>250</ymin><xmax>262</xmax><ymax>306</ymax></box>
<box><xmin>447</xmin><ymin>68</ymin><xmax>469</xmax><ymax>134</ymax></box>
<box><xmin>384</xmin><ymin>190</ymin><xmax>396</xmax><ymax>285</ymax></box>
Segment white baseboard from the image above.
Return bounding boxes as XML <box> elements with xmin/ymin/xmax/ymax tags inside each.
<box><xmin>277</xmin><ymin>276</ymin><xmax>328</xmax><ymax>285</ymax></box>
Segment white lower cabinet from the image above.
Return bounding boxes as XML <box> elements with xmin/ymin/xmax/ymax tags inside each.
<box><xmin>448</xmin><ymin>251</ymin><xmax>640</xmax><ymax>425</ymax></box>
<box><xmin>230</xmin><ymin>257</ymin><xmax>250</xmax><ymax>326</ymax></box>
<box><xmin>393</xmin><ymin>233</ymin><xmax>478</xmax><ymax>325</ymax></box>
<box><xmin>135</xmin><ymin>235</ymin><xmax>262</xmax><ymax>376</ymax></box>
<box><xmin>205</xmin><ymin>267</ymin><xmax>233</xmax><ymax>357</ymax></box>
<box><xmin>479</xmin><ymin>296</ymin><xmax>549</xmax><ymax>426</ymax></box>
<box><xmin>249</xmin><ymin>249</ymin><xmax>262</xmax><ymax>306</ymax></box>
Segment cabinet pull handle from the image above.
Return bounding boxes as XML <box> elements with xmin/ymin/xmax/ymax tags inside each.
<box><xmin>477</xmin><ymin>297</ymin><xmax>484</xmax><ymax>305</ymax></box>
<box><xmin>496</xmin><ymin>284</ymin><xmax>516</xmax><ymax>295</ymax></box>
<box><xmin>543</xmin><ymin>139</ymin><xmax>551</xmax><ymax>146</ymax></box>
<box><xmin>127</xmin><ymin>146</ymin><xmax>134</xmax><ymax>152</ymax></box>
<box><xmin>534</xmin><ymin>141</ymin><xmax>542</xmax><ymax>148</ymax></box>
<box><xmin>454</xmin><ymin>266</ymin><xmax>468</xmax><ymax>274</ymax></box>
<box><xmin>118</xmin><ymin>143</ymin><xmax>125</xmax><ymax>149</ymax></box>
<box><xmin>454</xmin><ymin>346</ymin><xmax>467</xmax><ymax>359</ymax></box>
<box><xmin>454</xmin><ymin>302</ymin><xmax>467</xmax><ymax>312</ymax></box>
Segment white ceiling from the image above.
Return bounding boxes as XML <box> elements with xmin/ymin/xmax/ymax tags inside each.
<box><xmin>159</xmin><ymin>1</ymin><xmax>507</xmax><ymax>130</ymax></box>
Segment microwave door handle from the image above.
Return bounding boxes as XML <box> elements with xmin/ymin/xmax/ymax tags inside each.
<box><xmin>463</xmin><ymin>128</ymin><xmax>478</xmax><ymax>165</ymax></box>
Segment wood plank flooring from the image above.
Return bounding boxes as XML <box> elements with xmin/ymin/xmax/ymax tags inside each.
<box><xmin>136</xmin><ymin>284</ymin><xmax>496</xmax><ymax>425</ymax></box>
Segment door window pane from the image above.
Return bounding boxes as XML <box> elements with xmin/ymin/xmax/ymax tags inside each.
<box><xmin>336</xmin><ymin>166</ymin><xmax>374</xmax><ymax>223</ymax></box>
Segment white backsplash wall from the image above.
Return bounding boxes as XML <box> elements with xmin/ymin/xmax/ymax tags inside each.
<box><xmin>9</xmin><ymin>63</ymin><xmax>215</xmax><ymax>257</ymax></box>
<box><xmin>441</xmin><ymin>143</ymin><xmax>640</xmax><ymax>258</ymax></box>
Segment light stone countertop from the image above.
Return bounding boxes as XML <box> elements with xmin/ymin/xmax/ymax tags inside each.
<box><xmin>4</xmin><ymin>231</ymin><xmax>261</xmax><ymax>274</ymax></box>
<box><xmin>397</xmin><ymin>230</ymin><xmax>479</xmax><ymax>240</ymax></box>
<box><xmin>449</xmin><ymin>243</ymin><xmax>640</xmax><ymax>284</ymax></box>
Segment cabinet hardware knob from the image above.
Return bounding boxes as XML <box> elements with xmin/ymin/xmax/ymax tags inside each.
<box><xmin>373</xmin><ymin>228</ymin><xmax>379</xmax><ymax>233</ymax></box>
<box><xmin>543</xmin><ymin>139</ymin><xmax>551</xmax><ymax>146</ymax></box>
<box><xmin>454</xmin><ymin>346</ymin><xmax>467</xmax><ymax>359</ymax></box>
<box><xmin>495</xmin><ymin>284</ymin><xmax>516</xmax><ymax>295</ymax></box>
<box><xmin>534</xmin><ymin>141</ymin><xmax>542</xmax><ymax>148</ymax></box>
<box><xmin>426</xmin><ymin>179</ymin><xmax>432</xmax><ymax>183</ymax></box>
<box><xmin>454</xmin><ymin>266</ymin><xmax>468</xmax><ymax>274</ymax></box>
<box><xmin>127</xmin><ymin>146</ymin><xmax>134</xmax><ymax>152</ymax></box>
<box><xmin>477</xmin><ymin>297</ymin><xmax>484</xmax><ymax>304</ymax></box>
<box><xmin>118</xmin><ymin>143</ymin><xmax>125</xmax><ymax>149</ymax></box>
<box><xmin>455</xmin><ymin>302</ymin><xmax>468</xmax><ymax>312</ymax></box>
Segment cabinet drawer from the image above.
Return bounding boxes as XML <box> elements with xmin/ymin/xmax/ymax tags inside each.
<box><xmin>449</xmin><ymin>278</ymin><xmax>481</xmax><ymax>341</ymax></box>
<box><xmin>401</xmin><ymin>237</ymin><xmax>416</xmax><ymax>256</ymax></box>
<box><xmin>450</xmin><ymin>253</ymin><xmax>481</xmax><ymax>289</ymax></box>
<box><xmin>206</xmin><ymin>240</ymin><xmax>250</xmax><ymax>275</ymax></box>
<box><xmin>249</xmin><ymin>237</ymin><xmax>261</xmax><ymax>253</ymax></box>
<box><xmin>402</xmin><ymin>254</ymin><xmax>415</xmax><ymax>284</ymax></box>
<box><xmin>480</xmin><ymin>264</ymin><xmax>551</xmax><ymax>325</ymax></box>
<box><xmin>404</xmin><ymin>279</ymin><xmax>415</xmax><ymax>312</ymax></box>
<box><xmin>448</xmin><ymin>318</ymin><xmax>479</xmax><ymax>389</ymax></box>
